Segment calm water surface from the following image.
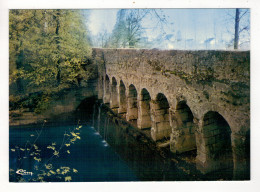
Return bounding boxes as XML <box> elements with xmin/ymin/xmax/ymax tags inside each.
<box><xmin>10</xmin><ymin>101</ymin><xmax>231</xmax><ymax>182</ymax></box>
<box><xmin>10</xmin><ymin>122</ymin><xmax>138</xmax><ymax>182</ymax></box>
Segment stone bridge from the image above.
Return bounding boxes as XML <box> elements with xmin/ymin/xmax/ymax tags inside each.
<box><xmin>92</xmin><ymin>48</ymin><xmax>250</xmax><ymax>179</ymax></box>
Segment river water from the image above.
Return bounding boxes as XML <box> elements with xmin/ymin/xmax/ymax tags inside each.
<box><xmin>9</xmin><ymin>99</ymin><xmax>233</xmax><ymax>182</ymax></box>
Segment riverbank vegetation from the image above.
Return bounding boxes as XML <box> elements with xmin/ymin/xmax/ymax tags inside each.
<box><xmin>9</xmin><ymin>10</ymin><xmax>94</xmax><ymax>113</ymax></box>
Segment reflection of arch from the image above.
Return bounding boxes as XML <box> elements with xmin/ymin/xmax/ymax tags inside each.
<box><xmin>118</xmin><ymin>80</ymin><xmax>127</xmax><ymax>114</ymax></box>
<box><xmin>103</xmin><ymin>75</ymin><xmax>110</xmax><ymax>104</ymax></box>
<box><xmin>197</xmin><ymin>111</ymin><xmax>233</xmax><ymax>173</ymax></box>
<box><xmin>137</xmin><ymin>88</ymin><xmax>151</xmax><ymax>129</ymax></box>
<box><xmin>110</xmin><ymin>77</ymin><xmax>119</xmax><ymax>109</ymax></box>
<box><xmin>126</xmin><ymin>84</ymin><xmax>138</xmax><ymax>121</ymax></box>
<box><xmin>173</xmin><ymin>101</ymin><xmax>196</xmax><ymax>153</ymax></box>
<box><xmin>151</xmin><ymin>93</ymin><xmax>171</xmax><ymax>141</ymax></box>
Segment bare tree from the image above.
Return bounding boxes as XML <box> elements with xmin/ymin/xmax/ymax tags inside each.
<box><xmin>226</xmin><ymin>8</ymin><xmax>250</xmax><ymax>49</ymax></box>
<box><xmin>234</xmin><ymin>8</ymin><xmax>240</xmax><ymax>49</ymax></box>
<box><xmin>109</xmin><ymin>9</ymin><xmax>172</xmax><ymax>48</ymax></box>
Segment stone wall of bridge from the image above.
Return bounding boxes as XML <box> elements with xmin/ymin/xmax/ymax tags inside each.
<box><xmin>92</xmin><ymin>48</ymin><xmax>250</xmax><ymax>179</ymax></box>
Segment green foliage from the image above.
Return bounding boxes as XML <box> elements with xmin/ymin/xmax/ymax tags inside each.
<box><xmin>9</xmin><ymin>9</ymin><xmax>92</xmax><ymax>94</ymax></box>
<box><xmin>9</xmin><ymin>121</ymin><xmax>82</xmax><ymax>182</ymax></box>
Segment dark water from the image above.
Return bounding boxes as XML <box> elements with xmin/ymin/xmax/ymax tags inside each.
<box><xmin>10</xmin><ymin>99</ymin><xmax>235</xmax><ymax>182</ymax></box>
<box><xmin>91</xmin><ymin>103</ymin><xmax>195</xmax><ymax>181</ymax></box>
<box><xmin>9</xmin><ymin>122</ymin><xmax>138</xmax><ymax>182</ymax></box>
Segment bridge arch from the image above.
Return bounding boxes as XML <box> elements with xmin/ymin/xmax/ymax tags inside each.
<box><xmin>197</xmin><ymin>111</ymin><xmax>233</xmax><ymax>173</ymax></box>
<box><xmin>151</xmin><ymin>93</ymin><xmax>171</xmax><ymax>141</ymax></box>
<box><xmin>126</xmin><ymin>84</ymin><xmax>138</xmax><ymax>121</ymax></box>
<box><xmin>198</xmin><ymin>103</ymin><xmax>232</xmax><ymax>129</ymax></box>
<box><xmin>118</xmin><ymin>80</ymin><xmax>127</xmax><ymax>114</ymax></box>
<box><xmin>137</xmin><ymin>88</ymin><xmax>152</xmax><ymax>129</ymax></box>
<box><xmin>110</xmin><ymin>77</ymin><xmax>119</xmax><ymax>109</ymax></box>
<box><xmin>103</xmin><ymin>74</ymin><xmax>110</xmax><ymax>104</ymax></box>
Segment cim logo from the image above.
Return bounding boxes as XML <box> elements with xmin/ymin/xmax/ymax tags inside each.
<box><xmin>16</xmin><ymin>169</ymin><xmax>33</xmax><ymax>176</ymax></box>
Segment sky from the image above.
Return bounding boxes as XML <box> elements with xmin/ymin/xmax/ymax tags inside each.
<box><xmin>87</xmin><ymin>8</ymin><xmax>250</xmax><ymax>50</ymax></box>
<box><xmin>88</xmin><ymin>9</ymin><xmax>118</xmax><ymax>35</ymax></box>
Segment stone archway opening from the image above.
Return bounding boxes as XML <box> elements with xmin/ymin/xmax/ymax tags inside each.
<box><xmin>197</xmin><ymin>111</ymin><xmax>233</xmax><ymax>174</ymax></box>
<box><xmin>103</xmin><ymin>75</ymin><xmax>110</xmax><ymax>104</ymax></box>
<box><xmin>137</xmin><ymin>88</ymin><xmax>151</xmax><ymax>129</ymax></box>
<box><xmin>173</xmin><ymin>101</ymin><xmax>196</xmax><ymax>154</ymax></box>
<box><xmin>151</xmin><ymin>93</ymin><xmax>171</xmax><ymax>141</ymax></box>
<box><xmin>126</xmin><ymin>84</ymin><xmax>138</xmax><ymax>122</ymax></box>
<box><xmin>110</xmin><ymin>77</ymin><xmax>119</xmax><ymax>109</ymax></box>
<box><xmin>118</xmin><ymin>80</ymin><xmax>127</xmax><ymax>114</ymax></box>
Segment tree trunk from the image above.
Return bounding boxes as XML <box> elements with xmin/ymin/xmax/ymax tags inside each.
<box><xmin>234</xmin><ymin>8</ymin><xmax>240</xmax><ymax>49</ymax></box>
<box><xmin>16</xmin><ymin>41</ymin><xmax>24</xmax><ymax>93</ymax></box>
<box><xmin>54</xmin><ymin>10</ymin><xmax>61</xmax><ymax>86</ymax></box>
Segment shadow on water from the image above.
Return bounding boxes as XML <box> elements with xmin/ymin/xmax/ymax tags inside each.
<box><xmin>85</xmin><ymin>100</ymin><xmax>236</xmax><ymax>181</ymax></box>
<box><xmin>10</xmin><ymin>97</ymin><xmax>237</xmax><ymax>182</ymax></box>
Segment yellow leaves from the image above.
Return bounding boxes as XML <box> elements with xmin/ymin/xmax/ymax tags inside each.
<box><xmin>70</xmin><ymin>132</ymin><xmax>77</xmax><ymax>137</ymax></box>
<box><xmin>38</xmin><ymin>176</ymin><xmax>44</xmax><ymax>181</ymax></box>
<box><xmin>70</xmin><ymin>131</ymin><xmax>81</xmax><ymax>141</ymax></box>
<box><xmin>45</xmin><ymin>164</ymin><xmax>53</xmax><ymax>170</ymax></box>
<box><xmin>70</xmin><ymin>138</ymin><xmax>76</xmax><ymax>144</ymax></box>
<box><xmin>76</xmin><ymin>125</ymin><xmax>82</xmax><ymax>130</ymax></box>
<box><xmin>11</xmin><ymin>149</ymin><xmax>15</xmax><ymax>152</ymax></box>
<box><xmin>65</xmin><ymin>143</ymin><xmax>70</xmax><ymax>147</ymax></box>
<box><xmin>53</xmin><ymin>151</ymin><xmax>59</xmax><ymax>156</ymax></box>
<box><xmin>60</xmin><ymin>167</ymin><xmax>70</xmax><ymax>175</ymax></box>
<box><xmin>56</xmin><ymin>169</ymin><xmax>60</xmax><ymax>174</ymax></box>
<box><xmin>30</xmin><ymin>134</ymin><xmax>35</xmax><ymax>137</ymax></box>
<box><xmin>33</xmin><ymin>144</ymin><xmax>38</xmax><ymax>150</ymax></box>
<box><xmin>65</xmin><ymin>176</ymin><xmax>72</xmax><ymax>182</ymax></box>
<box><xmin>67</xmin><ymin>150</ymin><xmax>70</xmax><ymax>154</ymax></box>
<box><xmin>20</xmin><ymin>148</ymin><xmax>25</xmax><ymax>151</ymax></box>
<box><xmin>73</xmin><ymin>169</ymin><xmax>78</xmax><ymax>173</ymax></box>
<box><xmin>47</xmin><ymin>145</ymin><xmax>55</xmax><ymax>150</ymax></box>
<box><xmin>49</xmin><ymin>170</ymin><xmax>56</xmax><ymax>175</ymax></box>
<box><xmin>34</xmin><ymin>157</ymin><xmax>41</xmax><ymax>162</ymax></box>
<box><xmin>52</xmin><ymin>142</ymin><xmax>56</xmax><ymax>146</ymax></box>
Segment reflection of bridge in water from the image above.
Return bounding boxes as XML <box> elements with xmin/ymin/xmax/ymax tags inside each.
<box><xmin>93</xmin><ymin>48</ymin><xmax>250</xmax><ymax>179</ymax></box>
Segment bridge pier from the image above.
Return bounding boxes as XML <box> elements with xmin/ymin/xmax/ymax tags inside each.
<box><xmin>110</xmin><ymin>77</ymin><xmax>119</xmax><ymax>109</ymax></box>
<box><xmin>232</xmin><ymin>132</ymin><xmax>250</xmax><ymax>180</ymax></box>
<box><xmin>118</xmin><ymin>80</ymin><xmax>127</xmax><ymax>114</ymax></box>
<box><xmin>98</xmin><ymin>75</ymin><xmax>103</xmax><ymax>100</ymax></box>
<box><xmin>126</xmin><ymin>84</ymin><xmax>138</xmax><ymax>121</ymax></box>
<box><xmin>137</xmin><ymin>89</ymin><xmax>151</xmax><ymax>129</ymax></box>
<box><xmin>103</xmin><ymin>75</ymin><xmax>110</xmax><ymax>104</ymax></box>
<box><xmin>150</xmin><ymin>95</ymin><xmax>171</xmax><ymax>141</ymax></box>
